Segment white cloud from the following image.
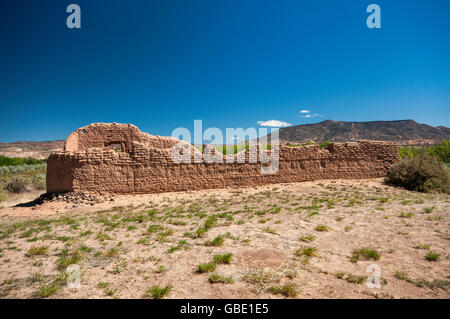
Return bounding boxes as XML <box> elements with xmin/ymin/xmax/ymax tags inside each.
<box><xmin>257</xmin><ymin>120</ymin><xmax>291</xmax><ymax>127</ymax></box>
<box><xmin>300</xmin><ymin>110</ymin><xmax>310</xmax><ymax>114</ymax></box>
<box><xmin>301</xmin><ymin>113</ymin><xmax>323</xmax><ymax>118</ymax></box>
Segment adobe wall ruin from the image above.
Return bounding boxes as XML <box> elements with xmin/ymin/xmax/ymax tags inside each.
<box><xmin>47</xmin><ymin>123</ymin><xmax>400</xmax><ymax>195</ymax></box>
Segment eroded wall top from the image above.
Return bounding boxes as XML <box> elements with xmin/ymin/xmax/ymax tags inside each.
<box><xmin>64</xmin><ymin>123</ymin><xmax>181</xmax><ymax>153</ymax></box>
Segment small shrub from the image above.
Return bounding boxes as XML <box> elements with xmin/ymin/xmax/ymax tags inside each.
<box><xmin>5</xmin><ymin>178</ymin><xmax>26</xmax><ymax>193</ymax></box>
<box><xmin>268</xmin><ymin>283</ymin><xmax>298</xmax><ymax>297</ymax></box>
<box><xmin>57</xmin><ymin>250</ymin><xmax>82</xmax><ymax>269</ymax></box>
<box><xmin>105</xmin><ymin>248</ymin><xmax>119</xmax><ymax>257</ymax></box>
<box><xmin>157</xmin><ymin>229</ymin><xmax>174</xmax><ymax>242</ymax></box>
<box><xmin>155</xmin><ymin>265</ymin><xmax>168</xmax><ymax>273</ymax></box>
<box><xmin>345</xmin><ymin>274</ymin><xmax>366</xmax><ymax>284</ymax></box>
<box><xmin>285</xmin><ymin>269</ymin><xmax>297</xmax><ymax>279</ymax></box>
<box><xmin>80</xmin><ymin>230</ymin><xmax>92</xmax><ymax>237</ymax></box>
<box><xmin>425</xmin><ymin>251</ymin><xmax>440</xmax><ymax>262</ymax></box>
<box><xmin>195</xmin><ymin>227</ymin><xmax>208</xmax><ymax>238</ymax></box>
<box><xmin>314</xmin><ymin>225</ymin><xmax>329</xmax><ymax>232</ymax></box>
<box><xmin>37</xmin><ymin>283</ymin><xmax>60</xmax><ymax>298</ymax></box>
<box><xmin>146</xmin><ymin>285</ymin><xmax>171</xmax><ymax>299</ymax></box>
<box><xmin>97</xmin><ymin>281</ymin><xmax>109</xmax><ymax>289</ymax></box>
<box><xmin>96</xmin><ymin>232</ymin><xmax>111</xmax><ymax>241</ymax></box>
<box><xmin>386</xmin><ymin>153</ymin><xmax>450</xmax><ymax>194</ymax></box>
<box><xmin>29</xmin><ymin>272</ymin><xmax>44</xmax><ymax>283</ymax></box>
<box><xmin>422</xmin><ymin>206</ymin><xmax>435</xmax><ymax>214</ymax></box>
<box><xmin>242</xmin><ymin>268</ymin><xmax>279</xmax><ymax>285</ymax></box>
<box><xmin>105</xmin><ymin>288</ymin><xmax>117</xmax><ymax>296</ymax></box>
<box><xmin>295</xmin><ymin>246</ymin><xmax>317</xmax><ymax>257</ymax></box>
<box><xmin>299</xmin><ymin>235</ymin><xmax>315</xmax><ymax>242</ymax></box>
<box><xmin>213</xmin><ymin>253</ymin><xmax>232</xmax><ymax>264</ymax></box>
<box><xmin>204</xmin><ymin>215</ymin><xmax>218</xmax><ymax>229</ymax></box>
<box><xmin>197</xmin><ymin>262</ymin><xmax>217</xmax><ymax>273</ymax></box>
<box><xmin>336</xmin><ymin>272</ymin><xmax>345</xmax><ymax>279</ymax></box>
<box><xmin>206</xmin><ymin>235</ymin><xmax>225</xmax><ymax>247</ymax></box>
<box><xmin>394</xmin><ymin>271</ymin><xmax>410</xmax><ymax>281</ymax></box>
<box><xmin>36</xmin><ymin>272</ymin><xmax>66</xmax><ymax>299</ymax></box>
<box><xmin>79</xmin><ymin>245</ymin><xmax>92</xmax><ymax>253</ymax></box>
<box><xmin>351</xmin><ymin>248</ymin><xmax>380</xmax><ymax>263</ymax></box>
<box><xmin>26</xmin><ymin>246</ymin><xmax>48</xmax><ymax>257</ymax></box>
<box><xmin>147</xmin><ymin>224</ymin><xmax>163</xmax><ymax>234</ymax></box>
<box><xmin>399</xmin><ymin>212</ymin><xmax>414</xmax><ymax>218</ymax></box>
<box><xmin>209</xmin><ymin>273</ymin><xmax>234</xmax><ymax>284</ymax></box>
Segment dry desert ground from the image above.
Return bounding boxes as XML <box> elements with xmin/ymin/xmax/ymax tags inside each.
<box><xmin>0</xmin><ymin>179</ymin><xmax>449</xmax><ymax>299</ymax></box>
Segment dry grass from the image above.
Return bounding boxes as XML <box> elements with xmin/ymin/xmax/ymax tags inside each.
<box><xmin>0</xmin><ymin>178</ymin><xmax>448</xmax><ymax>299</ymax></box>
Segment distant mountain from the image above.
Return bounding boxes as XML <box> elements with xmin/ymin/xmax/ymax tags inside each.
<box><xmin>0</xmin><ymin>140</ymin><xmax>65</xmax><ymax>159</ymax></box>
<box><xmin>269</xmin><ymin>120</ymin><xmax>450</xmax><ymax>145</ymax></box>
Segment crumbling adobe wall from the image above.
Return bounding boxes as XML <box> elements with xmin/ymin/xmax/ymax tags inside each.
<box><xmin>47</xmin><ymin>123</ymin><xmax>400</xmax><ymax>195</ymax></box>
<box><xmin>64</xmin><ymin>123</ymin><xmax>182</xmax><ymax>153</ymax></box>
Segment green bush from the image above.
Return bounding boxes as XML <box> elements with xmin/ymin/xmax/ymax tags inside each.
<box><xmin>386</xmin><ymin>153</ymin><xmax>450</xmax><ymax>194</ymax></box>
<box><xmin>398</xmin><ymin>139</ymin><xmax>450</xmax><ymax>163</ymax></box>
<box><xmin>0</xmin><ymin>156</ymin><xmax>44</xmax><ymax>167</ymax></box>
<box><xmin>398</xmin><ymin>147</ymin><xmax>422</xmax><ymax>159</ymax></box>
<box><xmin>428</xmin><ymin>139</ymin><xmax>450</xmax><ymax>163</ymax></box>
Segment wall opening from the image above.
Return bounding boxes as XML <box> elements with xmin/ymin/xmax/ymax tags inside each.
<box><xmin>105</xmin><ymin>142</ymin><xmax>125</xmax><ymax>153</ymax></box>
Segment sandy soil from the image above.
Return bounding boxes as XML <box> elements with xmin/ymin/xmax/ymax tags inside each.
<box><xmin>0</xmin><ymin>178</ymin><xmax>449</xmax><ymax>299</ymax></box>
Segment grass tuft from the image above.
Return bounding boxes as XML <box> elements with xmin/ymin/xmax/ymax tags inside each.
<box><xmin>209</xmin><ymin>273</ymin><xmax>234</xmax><ymax>284</ymax></box>
<box><xmin>213</xmin><ymin>253</ymin><xmax>232</xmax><ymax>264</ymax></box>
<box><xmin>314</xmin><ymin>225</ymin><xmax>329</xmax><ymax>232</ymax></box>
<box><xmin>268</xmin><ymin>283</ymin><xmax>298</xmax><ymax>297</ymax></box>
<box><xmin>425</xmin><ymin>251</ymin><xmax>440</xmax><ymax>262</ymax></box>
<box><xmin>26</xmin><ymin>246</ymin><xmax>48</xmax><ymax>257</ymax></box>
<box><xmin>197</xmin><ymin>262</ymin><xmax>217</xmax><ymax>273</ymax></box>
<box><xmin>351</xmin><ymin>248</ymin><xmax>380</xmax><ymax>263</ymax></box>
<box><xmin>145</xmin><ymin>285</ymin><xmax>172</xmax><ymax>299</ymax></box>
<box><xmin>295</xmin><ymin>246</ymin><xmax>317</xmax><ymax>257</ymax></box>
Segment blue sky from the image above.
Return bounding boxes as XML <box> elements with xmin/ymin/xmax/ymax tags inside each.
<box><xmin>0</xmin><ymin>0</ymin><xmax>449</xmax><ymax>143</ymax></box>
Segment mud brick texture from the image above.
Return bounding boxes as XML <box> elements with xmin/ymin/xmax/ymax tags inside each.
<box><xmin>47</xmin><ymin>123</ymin><xmax>400</xmax><ymax>195</ymax></box>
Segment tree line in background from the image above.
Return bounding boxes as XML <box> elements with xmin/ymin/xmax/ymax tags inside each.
<box><xmin>0</xmin><ymin>156</ymin><xmax>45</xmax><ymax>167</ymax></box>
<box><xmin>398</xmin><ymin>139</ymin><xmax>450</xmax><ymax>163</ymax></box>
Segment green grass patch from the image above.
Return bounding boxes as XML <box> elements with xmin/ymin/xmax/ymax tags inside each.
<box><xmin>26</xmin><ymin>246</ymin><xmax>48</xmax><ymax>257</ymax></box>
<box><xmin>213</xmin><ymin>253</ymin><xmax>232</xmax><ymax>264</ymax></box>
<box><xmin>351</xmin><ymin>248</ymin><xmax>380</xmax><ymax>263</ymax></box>
<box><xmin>268</xmin><ymin>283</ymin><xmax>298</xmax><ymax>297</ymax></box>
<box><xmin>145</xmin><ymin>285</ymin><xmax>172</xmax><ymax>299</ymax></box>
<box><xmin>209</xmin><ymin>273</ymin><xmax>234</xmax><ymax>284</ymax></box>
<box><xmin>197</xmin><ymin>262</ymin><xmax>217</xmax><ymax>273</ymax></box>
